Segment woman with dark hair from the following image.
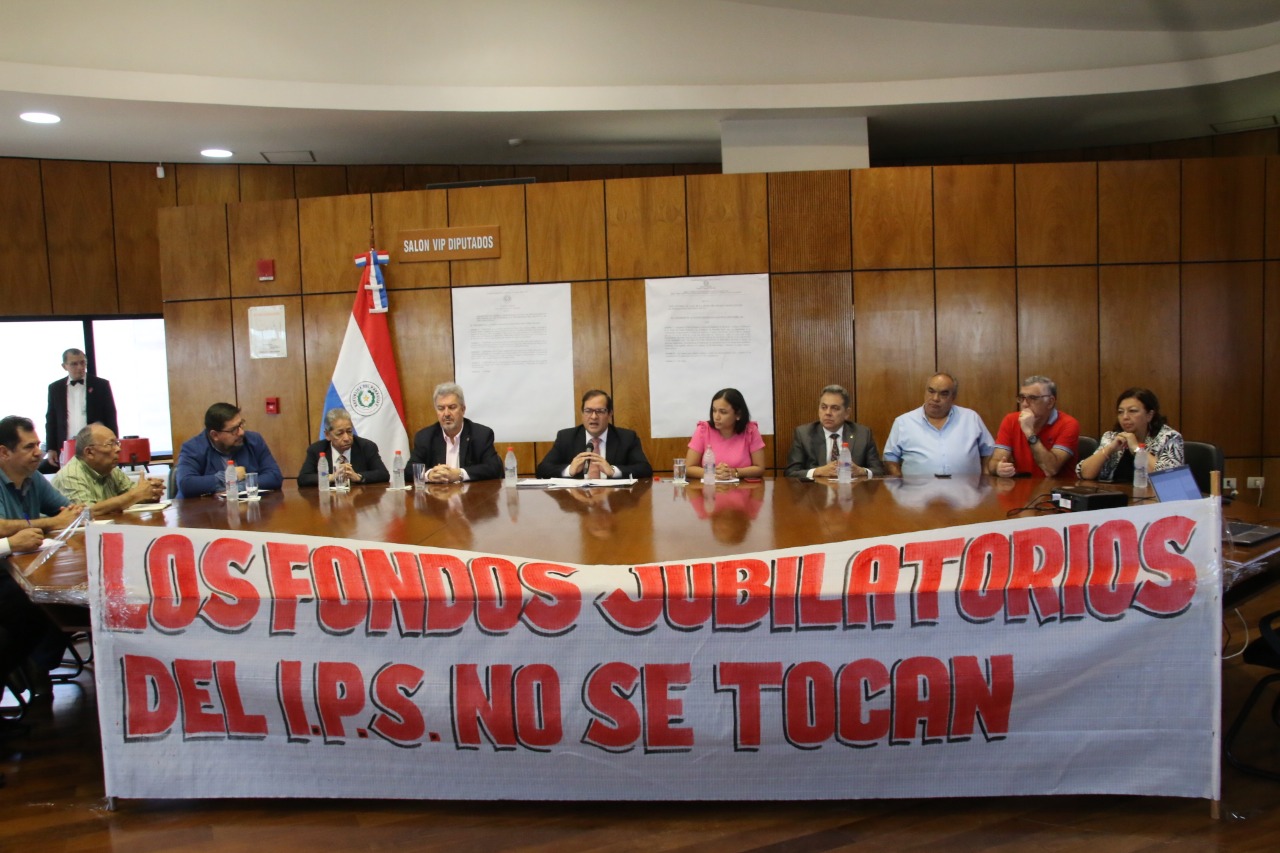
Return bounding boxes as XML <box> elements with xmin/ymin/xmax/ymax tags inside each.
<box><xmin>1076</xmin><ymin>387</ymin><xmax>1183</xmax><ymax>482</ymax></box>
<box><xmin>685</xmin><ymin>387</ymin><xmax>766</xmax><ymax>481</ymax></box>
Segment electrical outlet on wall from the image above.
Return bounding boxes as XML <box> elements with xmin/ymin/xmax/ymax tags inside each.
<box><xmin>1247</xmin><ymin>476</ymin><xmax>1265</xmax><ymax>490</ymax></box>
<box><xmin>1223</xmin><ymin>477</ymin><xmax>1237</xmax><ymax>491</ymax></box>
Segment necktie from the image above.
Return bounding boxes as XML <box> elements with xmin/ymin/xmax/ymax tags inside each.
<box><xmin>337</xmin><ymin>454</ymin><xmax>347</xmax><ymax>467</ymax></box>
<box><xmin>589</xmin><ymin>437</ymin><xmax>603</xmax><ymax>479</ymax></box>
<box><xmin>830</xmin><ymin>433</ymin><xmax>839</xmax><ymax>463</ymax></box>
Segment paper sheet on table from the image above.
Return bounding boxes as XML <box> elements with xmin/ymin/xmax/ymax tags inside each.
<box><xmin>125</xmin><ymin>500</ymin><xmax>172</xmax><ymax>513</ymax></box>
<box><xmin>517</xmin><ymin>477</ymin><xmax>637</xmax><ymax>489</ymax></box>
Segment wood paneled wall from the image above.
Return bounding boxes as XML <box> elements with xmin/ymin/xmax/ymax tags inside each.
<box><xmin>151</xmin><ymin>156</ymin><xmax>1280</xmax><ymax>508</ymax></box>
<box><xmin>2</xmin><ymin>151</ymin><xmax>1277</xmax><ymax>505</ymax></box>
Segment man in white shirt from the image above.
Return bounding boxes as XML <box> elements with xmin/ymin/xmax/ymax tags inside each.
<box><xmin>43</xmin><ymin>348</ymin><xmax>117</xmax><ymax>472</ymax></box>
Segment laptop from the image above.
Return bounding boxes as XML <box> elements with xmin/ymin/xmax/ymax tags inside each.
<box><xmin>1150</xmin><ymin>464</ymin><xmax>1280</xmax><ymax>545</ymax></box>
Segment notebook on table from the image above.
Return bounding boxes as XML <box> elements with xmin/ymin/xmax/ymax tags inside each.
<box><xmin>1150</xmin><ymin>464</ymin><xmax>1280</xmax><ymax>545</ymax></box>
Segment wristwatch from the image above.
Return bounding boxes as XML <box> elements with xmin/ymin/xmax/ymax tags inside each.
<box><xmin>1027</xmin><ymin>434</ymin><xmax>1039</xmax><ymax>445</ymax></box>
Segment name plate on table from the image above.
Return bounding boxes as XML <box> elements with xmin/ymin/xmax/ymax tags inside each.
<box><xmin>397</xmin><ymin>226</ymin><xmax>501</xmax><ymax>263</ymax></box>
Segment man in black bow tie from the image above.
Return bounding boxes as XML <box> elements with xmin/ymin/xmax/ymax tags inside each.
<box><xmin>43</xmin><ymin>348</ymin><xmax>117</xmax><ymax>472</ymax></box>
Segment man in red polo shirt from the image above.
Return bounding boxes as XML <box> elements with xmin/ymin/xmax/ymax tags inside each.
<box><xmin>989</xmin><ymin>375</ymin><xmax>1080</xmax><ymax>477</ymax></box>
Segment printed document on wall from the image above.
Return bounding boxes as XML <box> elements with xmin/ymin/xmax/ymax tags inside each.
<box><xmin>646</xmin><ymin>274</ymin><xmax>773</xmax><ymax>438</ymax></box>
<box><xmin>453</xmin><ymin>283</ymin><xmax>574</xmax><ymax>443</ymax></box>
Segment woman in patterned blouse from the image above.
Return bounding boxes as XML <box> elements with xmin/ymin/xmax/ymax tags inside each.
<box><xmin>1076</xmin><ymin>387</ymin><xmax>1184</xmax><ymax>482</ymax></box>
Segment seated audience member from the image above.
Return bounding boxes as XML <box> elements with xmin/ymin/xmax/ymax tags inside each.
<box><xmin>784</xmin><ymin>384</ymin><xmax>884</xmax><ymax>479</ymax></box>
<box><xmin>0</xmin><ymin>417</ymin><xmax>85</xmax><ymax>697</ymax></box>
<box><xmin>409</xmin><ymin>383</ymin><xmax>502</xmax><ymax>483</ymax></box>
<box><xmin>1077</xmin><ymin>387</ymin><xmax>1183</xmax><ymax>482</ymax></box>
<box><xmin>52</xmin><ymin>423</ymin><xmax>165</xmax><ymax>514</ymax></box>
<box><xmin>297</xmin><ymin>408</ymin><xmax>390</xmax><ymax>487</ymax></box>
<box><xmin>536</xmin><ymin>390</ymin><xmax>653</xmax><ymax>479</ymax></box>
<box><xmin>175</xmin><ymin>403</ymin><xmax>283</xmax><ymax>497</ymax></box>
<box><xmin>0</xmin><ymin>522</ymin><xmax>43</xmax><ymax>557</ymax></box>
<box><xmin>0</xmin><ymin>415</ymin><xmax>84</xmax><ymax>531</ymax></box>
<box><xmin>988</xmin><ymin>375</ymin><xmax>1080</xmax><ymax>478</ymax></box>
<box><xmin>685</xmin><ymin>388</ymin><xmax>766</xmax><ymax>481</ymax></box>
<box><xmin>883</xmin><ymin>373</ymin><xmax>994</xmax><ymax>476</ymax></box>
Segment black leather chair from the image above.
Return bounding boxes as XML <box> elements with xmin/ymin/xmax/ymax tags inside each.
<box><xmin>1224</xmin><ymin>611</ymin><xmax>1280</xmax><ymax>781</ymax></box>
<box><xmin>1183</xmin><ymin>440</ymin><xmax>1224</xmax><ymax>495</ymax></box>
<box><xmin>1077</xmin><ymin>435</ymin><xmax>1098</xmax><ymax>461</ymax></box>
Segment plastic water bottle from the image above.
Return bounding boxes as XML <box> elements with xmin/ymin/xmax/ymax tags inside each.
<box><xmin>317</xmin><ymin>452</ymin><xmax>330</xmax><ymax>492</ymax></box>
<box><xmin>1133</xmin><ymin>444</ymin><xmax>1149</xmax><ymax>488</ymax></box>
<box><xmin>837</xmin><ymin>442</ymin><xmax>853</xmax><ymax>483</ymax></box>
<box><xmin>703</xmin><ymin>447</ymin><xmax>716</xmax><ymax>484</ymax></box>
<box><xmin>504</xmin><ymin>446</ymin><xmax>518</xmax><ymax>487</ymax></box>
<box><xmin>391</xmin><ymin>450</ymin><xmax>405</xmax><ymax>490</ymax></box>
<box><xmin>224</xmin><ymin>459</ymin><xmax>239</xmax><ymax>501</ymax></box>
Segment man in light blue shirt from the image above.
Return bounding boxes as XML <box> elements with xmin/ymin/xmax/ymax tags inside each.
<box><xmin>883</xmin><ymin>373</ymin><xmax>994</xmax><ymax>477</ymax></box>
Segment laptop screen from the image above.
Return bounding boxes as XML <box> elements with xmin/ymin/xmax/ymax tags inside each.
<box><xmin>1149</xmin><ymin>464</ymin><xmax>1202</xmax><ymax>502</ymax></box>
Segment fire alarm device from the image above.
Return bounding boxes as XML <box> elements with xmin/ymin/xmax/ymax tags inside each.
<box><xmin>265</xmin><ymin>397</ymin><xmax>280</xmax><ymax>415</ymax></box>
<box><xmin>257</xmin><ymin>259</ymin><xmax>276</xmax><ymax>281</ymax></box>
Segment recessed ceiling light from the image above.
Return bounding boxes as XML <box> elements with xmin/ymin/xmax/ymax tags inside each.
<box><xmin>201</xmin><ymin>148</ymin><xmax>233</xmax><ymax>159</ymax></box>
<box><xmin>20</xmin><ymin>111</ymin><xmax>60</xmax><ymax>124</ymax></box>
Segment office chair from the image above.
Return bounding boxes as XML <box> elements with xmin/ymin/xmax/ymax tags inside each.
<box><xmin>1224</xmin><ymin>610</ymin><xmax>1280</xmax><ymax>781</ymax></box>
<box><xmin>1077</xmin><ymin>436</ymin><xmax>1098</xmax><ymax>461</ymax></box>
<box><xmin>1183</xmin><ymin>440</ymin><xmax>1224</xmax><ymax>496</ymax></box>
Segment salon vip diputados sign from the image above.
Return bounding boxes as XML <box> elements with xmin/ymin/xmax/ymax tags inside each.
<box><xmin>86</xmin><ymin>498</ymin><xmax>1221</xmax><ymax>802</ymax></box>
<box><xmin>396</xmin><ymin>226</ymin><xmax>500</xmax><ymax>262</ymax></box>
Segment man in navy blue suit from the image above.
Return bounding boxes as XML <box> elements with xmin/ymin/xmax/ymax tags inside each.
<box><xmin>536</xmin><ymin>390</ymin><xmax>652</xmax><ymax>480</ymax></box>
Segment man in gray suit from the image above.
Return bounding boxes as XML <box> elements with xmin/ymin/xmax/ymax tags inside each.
<box><xmin>784</xmin><ymin>385</ymin><xmax>884</xmax><ymax>479</ymax></box>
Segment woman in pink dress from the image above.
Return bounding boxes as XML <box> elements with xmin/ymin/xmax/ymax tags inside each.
<box><xmin>685</xmin><ymin>388</ymin><xmax>766</xmax><ymax>481</ymax></box>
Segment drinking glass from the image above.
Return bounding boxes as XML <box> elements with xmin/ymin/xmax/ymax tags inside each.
<box><xmin>245</xmin><ymin>472</ymin><xmax>259</xmax><ymax>499</ymax></box>
<box><xmin>672</xmin><ymin>458</ymin><xmax>687</xmax><ymax>483</ymax></box>
<box><xmin>412</xmin><ymin>463</ymin><xmax>427</xmax><ymax>492</ymax></box>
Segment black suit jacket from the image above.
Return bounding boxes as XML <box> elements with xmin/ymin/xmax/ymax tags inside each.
<box><xmin>408</xmin><ymin>419</ymin><xmax>503</xmax><ymax>481</ymax></box>
<box><xmin>784</xmin><ymin>420</ymin><xmax>884</xmax><ymax>478</ymax></box>
<box><xmin>296</xmin><ymin>435</ymin><xmax>390</xmax><ymax>486</ymax></box>
<box><xmin>535</xmin><ymin>425</ymin><xmax>653</xmax><ymax>479</ymax></box>
<box><xmin>45</xmin><ymin>375</ymin><xmax>117</xmax><ymax>453</ymax></box>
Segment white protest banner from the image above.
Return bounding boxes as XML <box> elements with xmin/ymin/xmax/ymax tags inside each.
<box><xmin>88</xmin><ymin>498</ymin><xmax>1220</xmax><ymax>802</ymax></box>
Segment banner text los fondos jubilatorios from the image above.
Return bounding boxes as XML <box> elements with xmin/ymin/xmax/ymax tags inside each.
<box><xmin>99</xmin><ymin>515</ymin><xmax>1197</xmax><ymax>752</ymax></box>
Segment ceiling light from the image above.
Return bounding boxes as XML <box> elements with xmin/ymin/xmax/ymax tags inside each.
<box><xmin>201</xmin><ymin>148</ymin><xmax>234</xmax><ymax>159</ymax></box>
<box><xmin>20</xmin><ymin>111</ymin><xmax>60</xmax><ymax>124</ymax></box>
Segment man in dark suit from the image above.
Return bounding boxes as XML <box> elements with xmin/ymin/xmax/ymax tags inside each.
<box><xmin>784</xmin><ymin>384</ymin><xmax>884</xmax><ymax>479</ymax></box>
<box><xmin>297</xmin><ymin>408</ymin><xmax>390</xmax><ymax>487</ymax></box>
<box><xmin>536</xmin><ymin>390</ymin><xmax>653</xmax><ymax>479</ymax></box>
<box><xmin>409</xmin><ymin>383</ymin><xmax>502</xmax><ymax>483</ymax></box>
<box><xmin>44</xmin><ymin>348</ymin><xmax>117</xmax><ymax>471</ymax></box>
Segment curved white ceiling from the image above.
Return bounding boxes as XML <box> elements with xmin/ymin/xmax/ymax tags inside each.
<box><xmin>0</xmin><ymin>0</ymin><xmax>1277</xmax><ymax>165</ymax></box>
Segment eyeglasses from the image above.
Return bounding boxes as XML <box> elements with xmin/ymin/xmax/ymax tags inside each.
<box><xmin>582</xmin><ymin>408</ymin><xmax>610</xmax><ymax>416</ymax></box>
<box><xmin>1016</xmin><ymin>394</ymin><xmax>1052</xmax><ymax>404</ymax></box>
<box><xmin>91</xmin><ymin>439</ymin><xmax>122</xmax><ymax>449</ymax></box>
<box><xmin>215</xmin><ymin>420</ymin><xmax>247</xmax><ymax>434</ymax></box>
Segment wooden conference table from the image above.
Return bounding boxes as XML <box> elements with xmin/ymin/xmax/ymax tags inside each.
<box><xmin>7</xmin><ymin>473</ymin><xmax>1279</xmax><ymax>607</ymax></box>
